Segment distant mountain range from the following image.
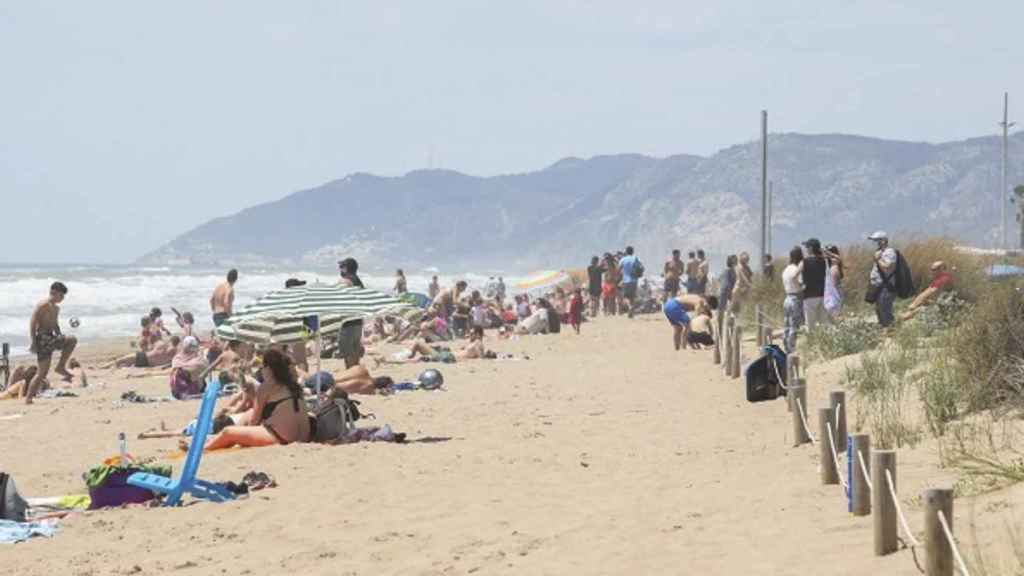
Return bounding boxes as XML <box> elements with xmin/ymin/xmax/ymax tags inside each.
<box><xmin>140</xmin><ymin>132</ymin><xmax>1024</xmax><ymax>273</ymax></box>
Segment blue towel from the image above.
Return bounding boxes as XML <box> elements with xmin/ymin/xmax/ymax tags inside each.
<box><xmin>0</xmin><ymin>519</ymin><xmax>59</xmax><ymax>544</ymax></box>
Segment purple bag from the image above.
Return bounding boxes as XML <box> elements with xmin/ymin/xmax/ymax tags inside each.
<box><xmin>170</xmin><ymin>368</ymin><xmax>203</xmax><ymax>400</ymax></box>
<box><xmin>88</xmin><ymin>469</ymin><xmax>157</xmax><ymax>509</ymax></box>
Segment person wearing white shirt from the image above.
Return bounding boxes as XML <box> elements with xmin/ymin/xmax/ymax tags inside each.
<box><xmin>781</xmin><ymin>246</ymin><xmax>805</xmax><ymax>353</ymax></box>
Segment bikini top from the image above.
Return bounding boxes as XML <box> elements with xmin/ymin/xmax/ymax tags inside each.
<box><xmin>261</xmin><ymin>392</ymin><xmax>300</xmax><ymax>422</ymax></box>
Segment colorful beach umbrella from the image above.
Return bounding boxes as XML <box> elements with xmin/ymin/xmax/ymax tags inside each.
<box><xmin>513</xmin><ymin>270</ymin><xmax>575</xmax><ymax>293</ymax></box>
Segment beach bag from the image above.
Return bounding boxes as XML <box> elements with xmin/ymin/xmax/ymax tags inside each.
<box><xmin>311</xmin><ymin>393</ymin><xmax>361</xmax><ymax>443</ymax></box>
<box><xmin>824</xmin><ymin>263</ymin><xmax>843</xmax><ymax>316</ymax></box>
<box><xmin>0</xmin><ymin>472</ymin><xmax>29</xmax><ymax>521</ymax></box>
<box><xmin>894</xmin><ymin>251</ymin><xmax>915</xmax><ymax>299</ymax></box>
<box><xmin>745</xmin><ymin>345</ymin><xmax>787</xmax><ymax>403</ymax></box>
<box><xmin>169</xmin><ymin>368</ymin><xmax>203</xmax><ymax>399</ymax></box>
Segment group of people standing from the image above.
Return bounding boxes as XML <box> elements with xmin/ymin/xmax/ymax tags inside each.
<box><xmin>586</xmin><ymin>246</ymin><xmax>646</xmax><ymax>319</ymax></box>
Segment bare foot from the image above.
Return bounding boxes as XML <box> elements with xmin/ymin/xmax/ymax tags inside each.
<box><xmin>55</xmin><ymin>368</ymin><xmax>73</xmax><ymax>382</ymax></box>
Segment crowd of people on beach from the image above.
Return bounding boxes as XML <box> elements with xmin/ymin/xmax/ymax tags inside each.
<box><xmin>2</xmin><ymin>231</ymin><xmax>960</xmax><ymax>459</ymax></box>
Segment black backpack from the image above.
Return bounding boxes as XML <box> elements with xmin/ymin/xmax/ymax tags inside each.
<box><xmin>634</xmin><ymin>259</ymin><xmax>645</xmax><ymax>278</ymax></box>
<box><xmin>745</xmin><ymin>345</ymin><xmax>788</xmax><ymax>403</ymax></box>
<box><xmin>893</xmin><ymin>251</ymin><xmax>915</xmax><ymax>299</ymax></box>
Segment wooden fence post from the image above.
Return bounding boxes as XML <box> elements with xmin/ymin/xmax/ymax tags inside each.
<box><xmin>924</xmin><ymin>488</ymin><xmax>954</xmax><ymax>576</ymax></box>
<box><xmin>819</xmin><ymin>407</ymin><xmax>839</xmax><ymax>485</ymax></box>
<box><xmin>713</xmin><ymin>310</ymin><xmax>723</xmax><ymax>365</ymax></box>
<box><xmin>791</xmin><ymin>383</ymin><xmax>809</xmax><ymax>446</ymax></box>
<box><xmin>724</xmin><ymin>315</ymin><xmax>735</xmax><ymax>376</ymax></box>
<box><xmin>829</xmin><ymin>390</ymin><xmax>847</xmax><ymax>454</ymax></box>
<box><xmin>850</xmin><ymin>434</ymin><xmax>871</xmax><ymax>516</ymax></box>
<box><xmin>755</xmin><ymin>304</ymin><xmax>764</xmax><ymax>347</ymax></box>
<box><xmin>872</xmin><ymin>450</ymin><xmax>898</xmax><ymax>556</ymax></box>
<box><xmin>731</xmin><ymin>325</ymin><xmax>742</xmax><ymax>379</ymax></box>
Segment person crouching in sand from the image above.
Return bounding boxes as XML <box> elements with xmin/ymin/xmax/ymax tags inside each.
<box><xmin>26</xmin><ymin>281</ymin><xmax>77</xmax><ymax>404</ymax></box>
<box><xmin>663</xmin><ymin>296</ymin><xmax>694</xmax><ymax>351</ymax></box>
<box><xmin>183</xmin><ymin>349</ymin><xmax>310</xmax><ymax>451</ymax></box>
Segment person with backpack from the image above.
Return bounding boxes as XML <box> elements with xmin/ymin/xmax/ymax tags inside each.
<box><xmin>867</xmin><ymin>231</ymin><xmax>898</xmax><ymax>327</ymax></box>
<box><xmin>618</xmin><ymin>246</ymin><xmax>643</xmax><ymax>319</ymax></box>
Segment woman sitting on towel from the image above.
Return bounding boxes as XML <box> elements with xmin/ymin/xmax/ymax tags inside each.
<box><xmin>185</xmin><ymin>349</ymin><xmax>310</xmax><ymax>451</ymax></box>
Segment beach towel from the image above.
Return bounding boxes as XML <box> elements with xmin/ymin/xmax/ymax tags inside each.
<box><xmin>0</xmin><ymin>519</ymin><xmax>58</xmax><ymax>544</ymax></box>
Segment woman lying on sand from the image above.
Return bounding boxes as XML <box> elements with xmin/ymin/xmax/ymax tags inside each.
<box><xmin>381</xmin><ymin>326</ymin><xmax>492</xmax><ymax>364</ymax></box>
<box><xmin>306</xmin><ymin>364</ymin><xmax>394</xmax><ymax>396</ymax></box>
<box><xmin>181</xmin><ymin>349</ymin><xmax>309</xmax><ymax>451</ymax></box>
<box><xmin>0</xmin><ymin>360</ymin><xmax>88</xmax><ymax>399</ymax></box>
<box><xmin>105</xmin><ymin>336</ymin><xmax>180</xmax><ymax>369</ymax></box>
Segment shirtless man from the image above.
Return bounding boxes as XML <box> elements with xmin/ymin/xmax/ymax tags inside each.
<box><xmin>684</xmin><ymin>251</ymin><xmax>700</xmax><ymax>294</ymax></box>
<box><xmin>107</xmin><ymin>335</ymin><xmax>180</xmax><ymax>368</ymax></box>
<box><xmin>696</xmin><ymin>250</ymin><xmax>710</xmax><ymax>295</ymax></box>
<box><xmin>210</xmin><ymin>269</ymin><xmax>238</xmax><ymax>327</ymax></box>
<box><xmin>428</xmin><ymin>275</ymin><xmax>441</xmax><ymax>301</ymax></box>
<box><xmin>664</xmin><ymin>249</ymin><xmax>685</xmax><ymax>301</ymax></box>
<box><xmin>25</xmin><ymin>282</ymin><xmax>77</xmax><ymax>403</ymax></box>
<box><xmin>688</xmin><ymin>309</ymin><xmax>715</xmax><ymax>348</ymax></box>
<box><xmin>435</xmin><ymin>280</ymin><xmax>468</xmax><ymax>319</ymax></box>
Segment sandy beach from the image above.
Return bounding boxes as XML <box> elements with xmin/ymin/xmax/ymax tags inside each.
<box><xmin>3</xmin><ymin>315</ymin><xmax>1022</xmax><ymax>575</ymax></box>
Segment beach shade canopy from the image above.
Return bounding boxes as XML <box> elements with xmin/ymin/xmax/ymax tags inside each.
<box><xmin>514</xmin><ymin>270</ymin><xmax>575</xmax><ymax>294</ymax></box>
<box><xmin>215</xmin><ymin>284</ymin><xmax>411</xmax><ymax>345</ymax></box>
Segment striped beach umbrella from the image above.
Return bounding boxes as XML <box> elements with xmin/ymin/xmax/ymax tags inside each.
<box><xmin>215</xmin><ymin>284</ymin><xmax>410</xmax><ymax>345</ymax></box>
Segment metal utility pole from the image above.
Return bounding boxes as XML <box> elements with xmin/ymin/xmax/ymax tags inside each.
<box><xmin>760</xmin><ymin>110</ymin><xmax>768</xmax><ymax>266</ymax></box>
<box><xmin>999</xmin><ymin>92</ymin><xmax>1015</xmax><ymax>253</ymax></box>
<box><xmin>767</xmin><ymin>180</ymin><xmax>773</xmax><ymax>256</ymax></box>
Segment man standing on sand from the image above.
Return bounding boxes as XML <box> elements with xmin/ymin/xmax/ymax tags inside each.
<box><xmin>428</xmin><ymin>275</ymin><xmax>441</xmax><ymax>302</ymax></box>
<box><xmin>210</xmin><ymin>269</ymin><xmax>237</xmax><ymax>327</ymax></box>
<box><xmin>586</xmin><ymin>256</ymin><xmax>604</xmax><ymax>318</ymax></box>
<box><xmin>696</xmin><ymin>250</ymin><xmax>709</xmax><ymax>295</ymax></box>
<box><xmin>25</xmin><ymin>282</ymin><xmax>77</xmax><ymax>404</ymax></box>
<box><xmin>801</xmin><ymin>238</ymin><xmax>830</xmax><ymax>331</ymax></box>
<box><xmin>867</xmin><ymin>231</ymin><xmax>898</xmax><ymax>328</ymax></box>
<box><xmin>684</xmin><ymin>251</ymin><xmax>699</xmax><ymax>294</ymax></box>
<box><xmin>618</xmin><ymin>246</ymin><xmax>641</xmax><ymax>319</ymax></box>
<box><xmin>663</xmin><ymin>249</ymin><xmax>684</xmax><ymax>302</ymax></box>
<box><xmin>337</xmin><ymin>258</ymin><xmax>366</xmax><ymax>368</ymax></box>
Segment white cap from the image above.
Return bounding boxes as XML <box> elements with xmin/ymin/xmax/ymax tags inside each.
<box><xmin>867</xmin><ymin>231</ymin><xmax>888</xmax><ymax>241</ymax></box>
<box><xmin>182</xmin><ymin>336</ymin><xmax>200</xmax><ymax>350</ymax></box>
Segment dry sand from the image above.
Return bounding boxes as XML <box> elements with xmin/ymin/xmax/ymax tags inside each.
<box><xmin>2</xmin><ymin>316</ymin><xmax>1022</xmax><ymax>575</ymax></box>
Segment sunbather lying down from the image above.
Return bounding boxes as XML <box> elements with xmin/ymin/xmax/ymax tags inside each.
<box><xmin>381</xmin><ymin>327</ymin><xmax>493</xmax><ymax>365</ymax></box>
<box><xmin>0</xmin><ymin>361</ymin><xmax>87</xmax><ymax>400</ymax></box>
<box><xmin>304</xmin><ymin>365</ymin><xmax>394</xmax><ymax>396</ymax></box>
<box><xmin>138</xmin><ymin>374</ymin><xmax>256</xmax><ymax>440</ymax></box>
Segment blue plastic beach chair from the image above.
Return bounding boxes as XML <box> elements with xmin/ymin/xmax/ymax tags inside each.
<box><xmin>127</xmin><ymin>379</ymin><xmax>235</xmax><ymax>506</ymax></box>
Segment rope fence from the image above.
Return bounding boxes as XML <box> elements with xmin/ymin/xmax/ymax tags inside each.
<box><xmin>825</xmin><ymin>422</ymin><xmax>849</xmax><ymax>493</ymax></box>
<box><xmin>886</xmin><ymin>469</ymin><xmax>922</xmax><ymax>548</ymax></box>
<box><xmin>937</xmin><ymin>510</ymin><xmax>971</xmax><ymax>576</ymax></box>
<box><xmin>794</xmin><ymin>397</ymin><xmax>817</xmax><ymax>445</ymax></box>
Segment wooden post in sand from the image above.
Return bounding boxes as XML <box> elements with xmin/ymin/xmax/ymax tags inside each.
<box><xmin>762</xmin><ymin>326</ymin><xmax>773</xmax><ymax>347</ymax></box>
<box><xmin>713</xmin><ymin>311</ymin><xmax>723</xmax><ymax>365</ymax></box>
<box><xmin>924</xmin><ymin>488</ymin><xmax>954</xmax><ymax>576</ymax></box>
<box><xmin>818</xmin><ymin>407</ymin><xmax>839</xmax><ymax>485</ymax></box>
<box><xmin>850</xmin><ymin>434</ymin><xmax>871</xmax><ymax>516</ymax></box>
<box><xmin>724</xmin><ymin>315</ymin><xmax>735</xmax><ymax>376</ymax></box>
<box><xmin>872</xmin><ymin>450</ymin><xmax>898</xmax><ymax>556</ymax></box>
<box><xmin>755</xmin><ymin>304</ymin><xmax>764</xmax><ymax>347</ymax></box>
<box><xmin>829</xmin><ymin>390</ymin><xmax>847</xmax><ymax>453</ymax></box>
<box><xmin>731</xmin><ymin>325</ymin><xmax>742</xmax><ymax>379</ymax></box>
<box><xmin>790</xmin><ymin>383</ymin><xmax>809</xmax><ymax>446</ymax></box>
<box><xmin>786</xmin><ymin>354</ymin><xmax>800</xmax><ymax>413</ymax></box>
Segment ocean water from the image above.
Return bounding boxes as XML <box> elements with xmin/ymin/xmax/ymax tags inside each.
<box><xmin>0</xmin><ymin>264</ymin><xmax>526</xmax><ymax>358</ymax></box>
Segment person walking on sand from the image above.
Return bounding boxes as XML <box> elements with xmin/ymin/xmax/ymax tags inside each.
<box><xmin>210</xmin><ymin>269</ymin><xmax>237</xmax><ymax>327</ymax></box>
<box><xmin>569</xmin><ymin>288</ymin><xmax>584</xmax><ymax>334</ymax></box>
<box><xmin>867</xmin><ymin>231</ymin><xmax>898</xmax><ymax>328</ymax></box>
<box><xmin>337</xmin><ymin>258</ymin><xmax>367</xmax><ymax>368</ymax></box>
<box><xmin>781</xmin><ymin>247</ymin><xmax>805</xmax><ymax>353</ymax></box>
<box><xmin>730</xmin><ymin>252</ymin><xmax>754</xmax><ymax>313</ymax></box>
<box><xmin>663</xmin><ymin>249</ymin><xmax>684</xmax><ymax>301</ymax></box>
<box><xmin>801</xmin><ymin>238</ymin><xmax>830</xmax><ymax>331</ymax></box>
<box><xmin>25</xmin><ymin>282</ymin><xmax>77</xmax><ymax>404</ymax></box>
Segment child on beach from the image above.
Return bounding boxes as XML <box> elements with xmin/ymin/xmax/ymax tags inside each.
<box><xmin>569</xmin><ymin>288</ymin><xmax>583</xmax><ymax>334</ymax></box>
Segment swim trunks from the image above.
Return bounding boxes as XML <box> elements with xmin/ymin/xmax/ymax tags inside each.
<box><xmin>34</xmin><ymin>330</ymin><xmax>66</xmax><ymax>361</ymax></box>
<box><xmin>212</xmin><ymin>312</ymin><xmax>230</xmax><ymax>327</ymax></box>
<box><xmin>424</xmin><ymin>348</ymin><xmax>456</xmax><ymax>364</ymax></box>
<box><xmin>133</xmin><ymin>351</ymin><xmax>150</xmax><ymax>368</ymax></box>
<box><xmin>622</xmin><ymin>282</ymin><xmax>638</xmax><ymax>300</ymax></box>
<box><xmin>335</xmin><ymin>320</ymin><xmax>365</xmax><ymax>364</ymax></box>
<box><xmin>664</xmin><ymin>277</ymin><xmax>680</xmax><ymax>297</ymax></box>
<box><xmin>663</xmin><ymin>299</ymin><xmax>691</xmax><ymax>327</ymax></box>
<box><xmin>688</xmin><ymin>331</ymin><xmax>714</xmax><ymax>346</ymax></box>
<box><xmin>601</xmin><ymin>283</ymin><xmax>617</xmax><ymax>298</ymax></box>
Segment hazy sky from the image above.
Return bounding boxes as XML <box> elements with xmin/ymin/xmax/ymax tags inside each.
<box><xmin>2</xmin><ymin>1</ymin><xmax>1022</xmax><ymax>263</ymax></box>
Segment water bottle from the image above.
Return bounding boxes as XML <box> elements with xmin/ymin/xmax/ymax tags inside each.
<box><xmin>118</xmin><ymin>432</ymin><xmax>129</xmax><ymax>464</ymax></box>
